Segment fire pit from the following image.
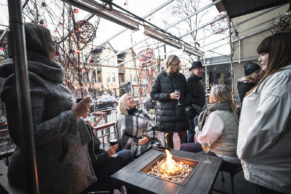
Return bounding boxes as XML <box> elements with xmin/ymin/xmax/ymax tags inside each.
<box><xmin>111</xmin><ymin>149</ymin><xmax>222</xmax><ymax>194</ymax></box>
<box><xmin>140</xmin><ymin>149</ymin><xmax>198</xmax><ymax>185</ymax></box>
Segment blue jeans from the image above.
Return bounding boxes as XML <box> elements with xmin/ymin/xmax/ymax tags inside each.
<box><xmin>187</xmin><ymin>105</ymin><xmax>203</xmax><ymax>143</ymax></box>
<box><xmin>187</xmin><ymin>118</ymin><xmax>195</xmax><ymax>143</ymax></box>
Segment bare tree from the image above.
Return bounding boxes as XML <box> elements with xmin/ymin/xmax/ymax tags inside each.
<box><xmin>167</xmin><ymin>0</ymin><xmax>207</xmax><ymax>62</ymax></box>
<box><xmin>23</xmin><ymin>0</ymin><xmax>100</xmax><ymax>94</ymax></box>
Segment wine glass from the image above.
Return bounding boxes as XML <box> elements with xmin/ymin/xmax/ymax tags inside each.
<box><xmin>175</xmin><ymin>89</ymin><xmax>181</xmax><ymax>105</ymax></box>
<box><xmin>109</xmin><ymin>138</ymin><xmax>118</xmax><ymax>146</ymax></box>
<box><xmin>75</xmin><ymin>86</ymin><xmax>90</xmax><ymax>101</ymax></box>
<box><xmin>201</xmin><ymin>142</ymin><xmax>211</xmax><ymax>163</ymax></box>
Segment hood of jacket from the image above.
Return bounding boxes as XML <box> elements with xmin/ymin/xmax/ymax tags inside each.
<box><xmin>0</xmin><ymin>51</ymin><xmax>64</xmax><ymax>84</ymax></box>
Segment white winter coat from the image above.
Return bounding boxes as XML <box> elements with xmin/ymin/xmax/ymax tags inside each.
<box><xmin>237</xmin><ymin>64</ymin><xmax>291</xmax><ymax>193</ymax></box>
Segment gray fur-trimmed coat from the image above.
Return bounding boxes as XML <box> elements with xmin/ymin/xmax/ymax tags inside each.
<box><xmin>0</xmin><ymin>52</ymin><xmax>97</xmax><ymax>194</ymax></box>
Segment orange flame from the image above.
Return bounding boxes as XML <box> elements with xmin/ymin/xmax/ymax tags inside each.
<box><xmin>159</xmin><ymin>149</ymin><xmax>183</xmax><ymax>175</ymax></box>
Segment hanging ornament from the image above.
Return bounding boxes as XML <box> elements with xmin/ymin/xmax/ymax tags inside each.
<box><xmin>74</xmin><ymin>20</ymin><xmax>96</xmax><ymax>44</ymax></box>
<box><xmin>74</xmin><ymin>8</ymin><xmax>79</xmax><ymax>13</ymax></box>
<box><xmin>41</xmin><ymin>2</ymin><xmax>46</xmax><ymax>7</ymax></box>
<box><xmin>124</xmin><ymin>2</ymin><xmax>126</xmax><ymax>6</ymax></box>
<box><xmin>89</xmin><ymin>59</ymin><xmax>94</xmax><ymax>63</ymax></box>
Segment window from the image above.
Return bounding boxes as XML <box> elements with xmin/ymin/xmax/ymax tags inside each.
<box><xmin>92</xmin><ymin>71</ymin><xmax>96</xmax><ymax>83</ymax></box>
<box><xmin>112</xmin><ymin>74</ymin><xmax>116</xmax><ymax>82</ymax></box>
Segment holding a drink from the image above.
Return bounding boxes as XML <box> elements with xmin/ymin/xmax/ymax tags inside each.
<box><xmin>180</xmin><ymin>85</ymin><xmax>240</xmax><ymax>165</ymax></box>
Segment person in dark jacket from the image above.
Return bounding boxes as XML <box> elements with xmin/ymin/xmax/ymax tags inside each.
<box><xmin>84</xmin><ymin>125</ymin><xmax>132</xmax><ymax>193</ymax></box>
<box><xmin>150</xmin><ymin>55</ymin><xmax>189</xmax><ymax>149</ymax></box>
<box><xmin>187</xmin><ymin>61</ymin><xmax>205</xmax><ymax>143</ymax></box>
<box><xmin>237</xmin><ymin>61</ymin><xmax>261</xmax><ymax>103</ymax></box>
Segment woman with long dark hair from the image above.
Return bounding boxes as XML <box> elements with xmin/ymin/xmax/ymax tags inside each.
<box><xmin>0</xmin><ymin>23</ymin><xmax>96</xmax><ymax>193</ymax></box>
<box><xmin>150</xmin><ymin>55</ymin><xmax>189</xmax><ymax>149</ymax></box>
<box><xmin>237</xmin><ymin>31</ymin><xmax>291</xmax><ymax>194</ymax></box>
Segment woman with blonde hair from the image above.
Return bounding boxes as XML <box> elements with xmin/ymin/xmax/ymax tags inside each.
<box><xmin>116</xmin><ymin>93</ymin><xmax>158</xmax><ymax>158</ymax></box>
<box><xmin>237</xmin><ymin>31</ymin><xmax>291</xmax><ymax>194</ymax></box>
<box><xmin>150</xmin><ymin>55</ymin><xmax>189</xmax><ymax>149</ymax></box>
<box><xmin>180</xmin><ymin>84</ymin><xmax>239</xmax><ymax>164</ymax></box>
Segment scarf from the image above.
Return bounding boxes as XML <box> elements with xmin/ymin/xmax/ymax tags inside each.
<box><xmin>197</xmin><ymin>102</ymin><xmax>232</xmax><ymax>131</ymax></box>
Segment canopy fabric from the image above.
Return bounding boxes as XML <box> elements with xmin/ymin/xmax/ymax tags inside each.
<box><xmin>215</xmin><ymin>0</ymin><xmax>289</xmax><ymax>18</ymax></box>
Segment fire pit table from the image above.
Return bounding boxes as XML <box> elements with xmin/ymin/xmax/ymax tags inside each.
<box><xmin>111</xmin><ymin>149</ymin><xmax>222</xmax><ymax>194</ymax></box>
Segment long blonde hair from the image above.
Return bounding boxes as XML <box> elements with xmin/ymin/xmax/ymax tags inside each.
<box><xmin>211</xmin><ymin>85</ymin><xmax>237</xmax><ymax>113</ymax></box>
<box><xmin>117</xmin><ymin>93</ymin><xmax>130</xmax><ymax>115</ymax></box>
<box><xmin>164</xmin><ymin>55</ymin><xmax>180</xmax><ymax>75</ymax></box>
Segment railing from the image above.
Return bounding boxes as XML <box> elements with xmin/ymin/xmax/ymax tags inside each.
<box><xmin>91</xmin><ymin>108</ymin><xmax>118</xmax><ymax>149</ymax></box>
<box><xmin>0</xmin><ymin>129</ymin><xmax>15</xmax><ymax>164</ymax></box>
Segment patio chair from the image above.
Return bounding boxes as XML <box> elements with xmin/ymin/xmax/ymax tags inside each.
<box><xmin>220</xmin><ymin>161</ymin><xmax>242</xmax><ymax>194</ymax></box>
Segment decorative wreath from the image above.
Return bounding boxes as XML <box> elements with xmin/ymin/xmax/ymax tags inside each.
<box><xmin>75</xmin><ymin>20</ymin><xmax>96</xmax><ymax>44</ymax></box>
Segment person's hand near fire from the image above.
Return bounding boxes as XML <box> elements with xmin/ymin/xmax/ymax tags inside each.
<box><xmin>107</xmin><ymin>144</ymin><xmax>119</xmax><ymax>157</ymax></box>
<box><xmin>138</xmin><ymin>136</ymin><xmax>149</xmax><ymax>145</ymax></box>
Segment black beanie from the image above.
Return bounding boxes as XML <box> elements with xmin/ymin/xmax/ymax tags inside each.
<box><xmin>244</xmin><ymin>62</ymin><xmax>261</xmax><ymax>76</ymax></box>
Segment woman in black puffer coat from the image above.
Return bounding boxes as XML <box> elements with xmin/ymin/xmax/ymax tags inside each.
<box><xmin>150</xmin><ymin>55</ymin><xmax>189</xmax><ymax>149</ymax></box>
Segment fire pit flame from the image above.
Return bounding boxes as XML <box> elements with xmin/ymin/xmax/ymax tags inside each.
<box><xmin>145</xmin><ymin>149</ymin><xmax>195</xmax><ymax>184</ymax></box>
<box><xmin>159</xmin><ymin>149</ymin><xmax>183</xmax><ymax>176</ymax></box>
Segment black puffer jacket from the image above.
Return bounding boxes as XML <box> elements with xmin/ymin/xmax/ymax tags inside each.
<box><xmin>187</xmin><ymin>73</ymin><xmax>205</xmax><ymax>107</ymax></box>
<box><xmin>150</xmin><ymin>71</ymin><xmax>189</xmax><ymax>132</ymax></box>
<box><xmin>237</xmin><ymin>80</ymin><xmax>256</xmax><ymax>103</ymax></box>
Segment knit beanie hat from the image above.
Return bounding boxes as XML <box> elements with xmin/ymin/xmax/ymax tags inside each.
<box><xmin>244</xmin><ymin>61</ymin><xmax>261</xmax><ymax>76</ymax></box>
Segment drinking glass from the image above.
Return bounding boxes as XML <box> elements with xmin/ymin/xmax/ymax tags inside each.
<box><xmin>175</xmin><ymin>89</ymin><xmax>181</xmax><ymax>105</ymax></box>
<box><xmin>75</xmin><ymin>86</ymin><xmax>90</xmax><ymax>102</ymax></box>
<box><xmin>201</xmin><ymin>142</ymin><xmax>211</xmax><ymax>163</ymax></box>
<box><xmin>109</xmin><ymin>138</ymin><xmax>118</xmax><ymax>146</ymax></box>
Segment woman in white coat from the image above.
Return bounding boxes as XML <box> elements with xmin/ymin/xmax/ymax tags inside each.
<box><xmin>237</xmin><ymin>31</ymin><xmax>291</xmax><ymax>194</ymax></box>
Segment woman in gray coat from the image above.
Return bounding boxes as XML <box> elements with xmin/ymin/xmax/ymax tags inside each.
<box><xmin>0</xmin><ymin>23</ymin><xmax>96</xmax><ymax>193</ymax></box>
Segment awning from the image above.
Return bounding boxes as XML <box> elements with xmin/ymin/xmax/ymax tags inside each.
<box><xmin>214</xmin><ymin>0</ymin><xmax>289</xmax><ymax>18</ymax></box>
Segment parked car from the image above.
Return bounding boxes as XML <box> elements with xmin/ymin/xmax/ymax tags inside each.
<box><xmin>96</xmin><ymin>95</ymin><xmax>118</xmax><ymax>110</ymax></box>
